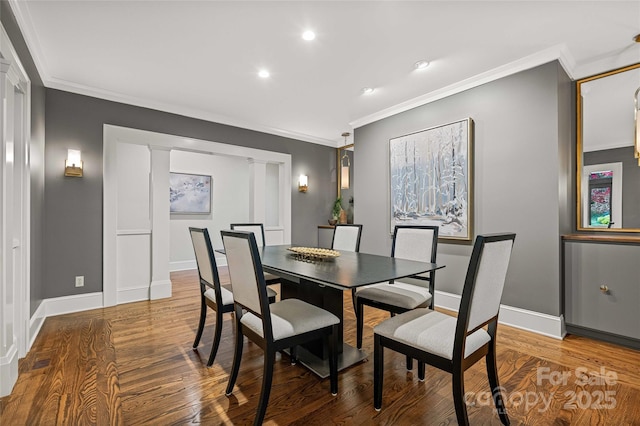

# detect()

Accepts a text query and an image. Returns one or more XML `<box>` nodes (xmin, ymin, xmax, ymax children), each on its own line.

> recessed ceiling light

<box><xmin>362</xmin><ymin>87</ymin><xmax>375</xmax><ymax>95</ymax></box>
<box><xmin>302</xmin><ymin>30</ymin><xmax>316</xmax><ymax>41</ymax></box>
<box><xmin>414</xmin><ymin>60</ymin><xmax>430</xmax><ymax>70</ymax></box>
<box><xmin>258</xmin><ymin>69</ymin><xmax>270</xmax><ymax>78</ymax></box>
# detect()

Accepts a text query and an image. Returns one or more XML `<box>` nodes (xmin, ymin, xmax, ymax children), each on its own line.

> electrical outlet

<box><xmin>75</xmin><ymin>276</ymin><xmax>84</xmax><ymax>287</ymax></box>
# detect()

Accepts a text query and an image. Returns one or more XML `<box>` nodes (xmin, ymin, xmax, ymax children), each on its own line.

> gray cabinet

<box><xmin>564</xmin><ymin>237</ymin><xmax>640</xmax><ymax>347</ymax></box>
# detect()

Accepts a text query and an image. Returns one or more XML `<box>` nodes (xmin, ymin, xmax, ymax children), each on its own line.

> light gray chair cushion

<box><xmin>205</xmin><ymin>286</ymin><xmax>275</xmax><ymax>308</ymax></box>
<box><xmin>240</xmin><ymin>299</ymin><xmax>339</xmax><ymax>341</ymax></box>
<box><xmin>263</xmin><ymin>272</ymin><xmax>280</xmax><ymax>282</ymax></box>
<box><xmin>204</xmin><ymin>286</ymin><xmax>234</xmax><ymax>307</ymax></box>
<box><xmin>355</xmin><ymin>281</ymin><xmax>432</xmax><ymax>310</ymax></box>
<box><xmin>374</xmin><ymin>308</ymin><xmax>490</xmax><ymax>360</ymax></box>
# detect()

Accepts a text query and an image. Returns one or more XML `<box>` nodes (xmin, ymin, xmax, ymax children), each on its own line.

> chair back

<box><xmin>331</xmin><ymin>224</ymin><xmax>363</xmax><ymax>252</ymax></box>
<box><xmin>230</xmin><ymin>223</ymin><xmax>266</xmax><ymax>247</ymax></box>
<box><xmin>189</xmin><ymin>227</ymin><xmax>222</xmax><ymax>301</ymax></box>
<box><xmin>221</xmin><ymin>230</ymin><xmax>270</xmax><ymax>317</ymax></box>
<box><xmin>391</xmin><ymin>225</ymin><xmax>438</xmax><ymax>281</ymax></box>
<box><xmin>457</xmin><ymin>233</ymin><xmax>516</xmax><ymax>337</ymax></box>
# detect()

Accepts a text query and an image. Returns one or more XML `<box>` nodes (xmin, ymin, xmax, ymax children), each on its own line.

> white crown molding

<box><xmin>47</xmin><ymin>76</ymin><xmax>338</xmax><ymax>147</ymax></box>
<box><xmin>351</xmin><ymin>44</ymin><xmax>577</xmax><ymax>130</ymax></box>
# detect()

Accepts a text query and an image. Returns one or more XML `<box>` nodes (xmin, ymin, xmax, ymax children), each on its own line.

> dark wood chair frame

<box><xmin>189</xmin><ymin>227</ymin><xmax>274</xmax><ymax>367</ymax></box>
<box><xmin>356</xmin><ymin>225</ymin><xmax>439</xmax><ymax>374</ymax></box>
<box><xmin>373</xmin><ymin>233</ymin><xmax>516</xmax><ymax>426</ymax></box>
<box><xmin>221</xmin><ymin>230</ymin><xmax>339</xmax><ymax>426</ymax></box>
<box><xmin>230</xmin><ymin>222</ymin><xmax>280</xmax><ymax>285</ymax></box>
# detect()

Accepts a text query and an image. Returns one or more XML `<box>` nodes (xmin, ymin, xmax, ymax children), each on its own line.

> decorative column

<box><xmin>248</xmin><ymin>159</ymin><xmax>267</xmax><ymax>224</ymax></box>
<box><xmin>149</xmin><ymin>146</ymin><xmax>172</xmax><ymax>299</ymax></box>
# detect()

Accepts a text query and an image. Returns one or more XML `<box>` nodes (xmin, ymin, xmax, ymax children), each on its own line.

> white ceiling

<box><xmin>9</xmin><ymin>1</ymin><xmax>640</xmax><ymax>147</ymax></box>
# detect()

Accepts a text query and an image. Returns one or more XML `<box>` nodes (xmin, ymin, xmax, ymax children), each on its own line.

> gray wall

<box><xmin>354</xmin><ymin>61</ymin><xmax>572</xmax><ymax>316</ymax></box>
<box><xmin>584</xmin><ymin>146</ymin><xmax>640</xmax><ymax>229</ymax></box>
<box><xmin>44</xmin><ymin>89</ymin><xmax>336</xmax><ymax>299</ymax></box>
<box><xmin>1</xmin><ymin>2</ymin><xmax>46</xmax><ymax>316</ymax></box>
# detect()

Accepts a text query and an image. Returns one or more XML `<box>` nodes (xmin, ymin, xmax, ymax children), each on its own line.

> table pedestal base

<box><xmin>285</xmin><ymin>344</ymin><xmax>367</xmax><ymax>379</ymax></box>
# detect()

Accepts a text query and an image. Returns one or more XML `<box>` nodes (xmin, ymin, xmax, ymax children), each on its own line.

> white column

<box><xmin>0</xmin><ymin>59</ymin><xmax>18</xmax><ymax>397</ymax></box>
<box><xmin>248</xmin><ymin>159</ymin><xmax>267</xmax><ymax>224</ymax></box>
<box><xmin>149</xmin><ymin>146</ymin><xmax>172</xmax><ymax>299</ymax></box>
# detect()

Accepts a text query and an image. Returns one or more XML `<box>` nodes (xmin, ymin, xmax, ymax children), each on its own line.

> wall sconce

<box><xmin>65</xmin><ymin>149</ymin><xmax>83</xmax><ymax>177</ymax></box>
<box><xmin>635</xmin><ymin>87</ymin><xmax>640</xmax><ymax>166</ymax></box>
<box><xmin>340</xmin><ymin>132</ymin><xmax>350</xmax><ymax>189</ymax></box>
<box><xmin>298</xmin><ymin>174</ymin><xmax>308</xmax><ymax>192</ymax></box>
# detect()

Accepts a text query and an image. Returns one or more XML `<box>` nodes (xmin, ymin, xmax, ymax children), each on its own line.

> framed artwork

<box><xmin>170</xmin><ymin>172</ymin><xmax>212</xmax><ymax>214</ymax></box>
<box><xmin>389</xmin><ymin>118</ymin><xmax>473</xmax><ymax>241</ymax></box>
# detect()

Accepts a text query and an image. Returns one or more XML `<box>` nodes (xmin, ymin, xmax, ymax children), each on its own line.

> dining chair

<box><xmin>188</xmin><ymin>227</ymin><xmax>275</xmax><ymax>367</ymax></box>
<box><xmin>373</xmin><ymin>233</ymin><xmax>516</xmax><ymax>426</ymax></box>
<box><xmin>331</xmin><ymin>224</ymin><xmax>363</xmax><ymax>252</ymax></box>
<box><xmin>355</xmin><ymin>225</ymin><xmax>439</xmax><ymax>365</ymax></box>
<box><xmin>221</xmin><ymin>230</ymin><xmax>340</xmax><ymax>426</ymax></box>
<box><xmin>230</xmin><ymin>223</ymin><xmax>280</xmax><ymax>286</ymax></box>
<box><xmin>330</xmin><ymin>224</ymin><xmax>364</xmax><ymax>316</ymax></box>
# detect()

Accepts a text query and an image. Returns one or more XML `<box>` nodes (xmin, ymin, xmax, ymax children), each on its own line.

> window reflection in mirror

<box><xmin>577</xmin><ymin>63</ymin><xmax>640</xmax><ymax>232</ymax></box>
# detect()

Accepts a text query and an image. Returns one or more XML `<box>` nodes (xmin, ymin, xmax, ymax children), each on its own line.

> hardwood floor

<box><xmin>2</xmin><ymin>269</ymin><xmax>640</xmax><ymax>425</ymax></box>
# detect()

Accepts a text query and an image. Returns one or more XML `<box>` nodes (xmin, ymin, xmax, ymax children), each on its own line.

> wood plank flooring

<box><xmin>2</xmin><ymin>268</ymin><xmax>640</xmax><ymax>425</ymax></box>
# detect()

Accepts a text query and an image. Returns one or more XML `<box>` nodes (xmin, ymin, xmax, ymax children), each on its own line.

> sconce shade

<box><xmin>298</xmin><ymin>174</ymin><xmax>308</xmax><ymax>192</ymax></box>
<box><xmin>65</xmin><ymin>149</ymin><xmax>83</xmax><ymax>177</ymax></box>
<box><xmin>341</xmin><ymin>165</ymin><xmax>350</xmax><ymax>189</ymax></box>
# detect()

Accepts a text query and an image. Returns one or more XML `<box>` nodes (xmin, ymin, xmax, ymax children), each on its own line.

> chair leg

<box><xmin>487</xmin><ymin>347</ymin><xmax>510</xmax><ymax>425</ymax></box>
<box><xmin>406</xmin><ymin>355</ymin><xmax>413</xmax><ymax>371</ymax></box>
<box><xmin>418</xmin><ymin>361</ymin><xmax>425</xmax><ymax>381</ymax></box>
<box><xmin>254</xmin><ymin>349</ymin><xmax>276</xmax><ymax>426</ymax></box>
<box><xmin>206</xmin><ymin>310</ymin><xmax>224</xmax><ymax>367</ymax></box>
<box><xmin>225</xmin><ymin>321</ymin><xmax>244</xmax><ymax>396</ymax></box>
<box><xmin>373</xmin><ymin>334</ymin><xmax>384</xmax><ymax>411</ymax></box>
<box><xmin>351</xmin><ymin>288</ymin><xmax>358</xmax><ymax>316</ymax></box>
<box><xmin>452</xmin><ymin>368</ymin><xmax>469</xmax><ymax>426</ymax></box>
<box><xmin>356</xmin><ymin>300</ymin><xmax>364</xmax><ymax>349</ymax></box>
<box><xmin>328</xmin><ymin>325</ymin><xmax>339</xmax><ymax>395</ymax></box>
<box><xmin>193</xmin><ymin>297</ymin><xmax>207</xmax><ymax>349</ymax></box>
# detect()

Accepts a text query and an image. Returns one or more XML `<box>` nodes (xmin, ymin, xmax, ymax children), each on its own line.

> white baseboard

<box><xmin>150</xmin><ymin>279</ymin><xmax>172</xmax><ymax>300</ymax></box>
<box><xmin>170</xmin><ymin>260</ymin><xmax>196</xmax><ymax>272</ymax></box>
<box><xmin>434</xmin><ymin>290</ymin><xmax>566</xmax><ymax>340</ymax></box>
<box><xmin>170</xmin><ymin>257</ymin><xmax>227</xmax><ymax>272</ymax></box>
<box><xmin>0</xmin><ymin>339</ymin><xmax>18</xmax><ymax>397</ymax></box>
<box><xmin>117</xmin><ymin>287</ymin><xmax>151</xmax><ymax>305</ymax></box>
<box><xmin>44</xmin><ymin>292</ymin><xmax>104</xmax><ymax>317</ymax></box>
<box><xmin>29</xmin><ymin>300</ymin><xmax>47</xmax><ymax>349</ymax></box>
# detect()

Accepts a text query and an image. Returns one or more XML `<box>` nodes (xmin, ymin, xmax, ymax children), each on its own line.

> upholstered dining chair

<box><xmin>331</xmin><ymin>224</ymin><xmax>363</xmax><ymax>252</ymax></box>
<box><xmin>330</xmin><ymin>224</ymin><xmax>364</xmax><ymax>315</ymax></box>
<box><xmin>188</xmin><ymin>227</ymin><xmax>275</xmax><ymax>367</ymax></box>
<box><xmin>373</xmin><ymin>233</ymin><xmax>516</xmax><ymax>426</ymax></box>
<box><xmin>355</xmin><ymin>225</ymin><xmax>439</xmax><ymax>361</ymax></box>
<box><xmin>230</xmin><ymin>223</ymin><xmax>280</xmax><ymax>286</ymax></box>
<box><xmin>221</xmin><ymin>229</ymin><xmax>340</xmax><ymax>426</ymax></box>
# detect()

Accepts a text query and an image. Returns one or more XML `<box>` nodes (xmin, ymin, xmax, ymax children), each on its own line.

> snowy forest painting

<box><xmin>170</xmin><ymin>173</ymin><xmax>211</xmax><ymax>214</ymax></box>
<box><xmin>389</xmin><ymin>118</ymin><xmax>473</xmax><ymax>240</ymax></box>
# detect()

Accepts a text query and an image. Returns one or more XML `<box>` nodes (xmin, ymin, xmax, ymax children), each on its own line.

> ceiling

<box><xmin>9</xmin><ymin>1</ymin><xmax>640</xmax><ymax>147</ymax></box>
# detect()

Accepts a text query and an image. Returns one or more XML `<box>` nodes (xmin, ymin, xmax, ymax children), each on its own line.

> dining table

<box><xmin>253</xmin><ymin>244</ymin><xmax>444</xmax><ymax>378</ymax></box>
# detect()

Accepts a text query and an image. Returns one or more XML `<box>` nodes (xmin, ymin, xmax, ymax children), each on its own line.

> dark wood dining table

<box><xmin>256</xmin><ymin>245</ymin><xmax>444</xmax><ymax>378</ymax></box>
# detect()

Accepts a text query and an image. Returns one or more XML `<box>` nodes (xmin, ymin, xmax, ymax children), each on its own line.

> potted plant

<box><xmin>329</xmin><ymin>197</ymin><xmax>342</xmax><ymax>225</ymax></box>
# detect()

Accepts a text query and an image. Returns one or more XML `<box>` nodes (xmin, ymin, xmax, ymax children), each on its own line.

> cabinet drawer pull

<box><xmin>599</xmin><ymin>285</ymin><xmax>609</xmax><ymax>294</ymax></box>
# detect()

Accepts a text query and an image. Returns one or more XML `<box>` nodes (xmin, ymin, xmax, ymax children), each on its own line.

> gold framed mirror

<box><xmin>576</xmin><ymin>62</ymin><xmax>640</xmax><ymax>232</ymax></box>
<box><xmin>337</xmin><ymin>143</ymin><xmax>354</xmax><ymax>222</ymax></box>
